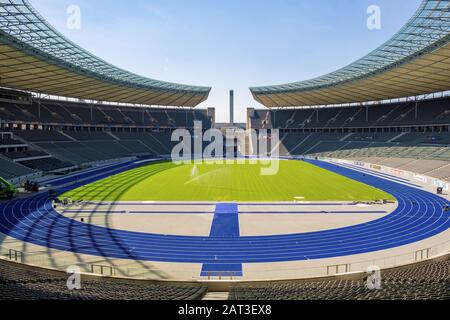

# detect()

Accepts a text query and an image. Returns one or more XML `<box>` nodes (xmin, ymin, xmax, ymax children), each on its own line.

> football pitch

<box><xmin>61</xmin><ymin>160</ymin><xmax>394</xmax><ymax>202</ymax></box>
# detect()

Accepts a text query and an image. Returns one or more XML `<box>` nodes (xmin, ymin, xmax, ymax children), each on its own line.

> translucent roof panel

<box><xmin>250</xmin><ymin>0</ymin><xmax>450</xmax><ymax>107</ymax></box>
<box><xmin>0</xmin><ymin>0</ymin><xmax>211</xmax><ymax>106</ymax></box>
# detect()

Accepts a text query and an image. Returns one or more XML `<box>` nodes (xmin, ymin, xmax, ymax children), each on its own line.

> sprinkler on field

<box><xmin>191</xmin><ymin>165</ymin><xmax>199</xmax><ymax>179</ymax></box>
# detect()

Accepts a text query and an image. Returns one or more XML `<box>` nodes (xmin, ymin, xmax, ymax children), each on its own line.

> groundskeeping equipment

<box><xmin>0</xmin><ymin>176</ymin><xmax>17</xmax><ymax>199</ymax></box>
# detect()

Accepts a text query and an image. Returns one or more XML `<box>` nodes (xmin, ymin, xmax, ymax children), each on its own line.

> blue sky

<box><xmin>30</xmin><ymin>0</ymin><xmax>422</xmax><ymax>122</ymax></box>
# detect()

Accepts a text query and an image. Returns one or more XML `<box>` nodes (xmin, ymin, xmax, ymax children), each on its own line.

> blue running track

<box><xmin>0</xmin><ymin>159</ymin><xmax>449</xmax><ymax>269</ymax></box>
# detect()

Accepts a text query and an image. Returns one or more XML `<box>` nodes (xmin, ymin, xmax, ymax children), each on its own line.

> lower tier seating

<box><xmin>230</xmin><ymin>259</ymin><xmax>450</xmax><ymax>300</ymax></box>
<box><xmin>0</xmin><ymin>158</ymin><xmax>36</xmax><ymax>180</ymax></box>
<box><xmin>280</xmin><ymin>132</ymin><xmax>450</xmax><ymax>181</ymax></box>
<box><xmin>20</xmin><ymin>158</ymin><xmax>74</xmax><ymax>172</ymax></box>
<box><xmin>0</xmin><ymin>259</ymin><xmax>207</xmax><ymax>300</ymax></box>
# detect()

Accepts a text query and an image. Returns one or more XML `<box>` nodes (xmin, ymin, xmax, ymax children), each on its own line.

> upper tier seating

<box><xmin>65</xmin><ymin>131</ymin><xmax>114</xmax><ymax>141</ymax></box>
<box><xmin>349</xmin><ymin>133</ymin><xmax>399</xmax><ymax>142</ymax></box>
<box><xmin>2</xmin><ymin>150</ymin><xmax>48</xmax><ymax>160</ymax></box>
<box><xmin>263</xmin><ymin>97</ymin><xmax>449</xmax><ymax>130</ymax></box>
<box><xmin>13</xmin><ymin>130</ymin><xmax>72</xmax><ymax>143</ymax></box>
<box><xmin>0</xmin><ymin>100</ymin><xmax>212</xmax><ymax>129</ymax></box>
<box><xmin>0</xmin><ymin>137</ymin><xmax>25</xmax><ymax>146</ymax></box>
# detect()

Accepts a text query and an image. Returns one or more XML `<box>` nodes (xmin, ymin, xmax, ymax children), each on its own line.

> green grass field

<box><xmin>60</xmin><ymin>160</ymin><xmax>394</xmax><ymax>202</ymax></box>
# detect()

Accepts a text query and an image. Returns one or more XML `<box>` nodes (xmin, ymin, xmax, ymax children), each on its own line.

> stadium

<box><xmin>0</xmin><ymin>0</ymin><xmax>449</xmax><ymax>302</ymax></box>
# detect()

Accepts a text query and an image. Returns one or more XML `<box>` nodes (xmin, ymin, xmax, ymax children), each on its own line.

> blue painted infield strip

<box><xmin>209</xmin><ymin>203</ymin><xmax>240</xmax><ymax>238</ymax></box>
<box><xmin>202</xmin><ymin>203</ymin><xmax>243</xmax><ymax>277</ymax></box>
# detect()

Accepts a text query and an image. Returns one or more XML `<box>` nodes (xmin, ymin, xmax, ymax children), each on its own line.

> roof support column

<box><xmin>366</xmin><ymin>106</ymin><xmax>369</xmax><ymax>123</ymax></box>
<box><xmin>415</xmin><ymin>101</ymin><xmax>418</xmax><ymax>121</ymax></box>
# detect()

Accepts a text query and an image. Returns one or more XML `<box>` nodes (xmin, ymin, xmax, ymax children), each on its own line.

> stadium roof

<box><xmin>250</xmin><ymin>0</ymin><xmax>450</xmax><ymax>108</ymax></box>
<box><xmin>0</xmin><ymin>0</ymin><xmax>211</xmax><ymax>107</ymax></box>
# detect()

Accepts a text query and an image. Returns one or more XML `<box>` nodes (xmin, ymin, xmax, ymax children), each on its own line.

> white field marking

<box><xmin>294</xmin><ymin>196</ymin><xmax>305</xmax><ymax>200</ymax></box>
<box><xmin>356</xmin><ymin>204</ymin><xmax>372</xmax><ymax>208</ymax></box>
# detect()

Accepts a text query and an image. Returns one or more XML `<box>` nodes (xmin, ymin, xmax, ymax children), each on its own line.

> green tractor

<box><xmin>0</xmin><ymin>176</ymin><xmax>17</xmax><ymax>200</ymax></box>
